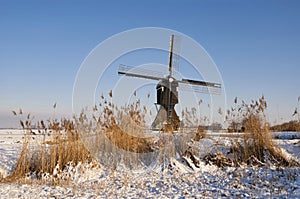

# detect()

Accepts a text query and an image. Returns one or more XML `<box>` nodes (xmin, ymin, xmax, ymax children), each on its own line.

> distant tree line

<box><xmin>270</xmin><ymin>120</ymin><xmax>300</xmax><ymax>132</ymax></box>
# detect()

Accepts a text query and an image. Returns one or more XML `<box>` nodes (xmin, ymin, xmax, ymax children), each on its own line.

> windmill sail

<box><xmin>172</xmin><ymin>35</ymin><xmax>181</xmax><ymax>73</ymax></box>
<box><xmin>118</xmin><ymin>64</ymin><xmax>164</xmax><ymax>81</ymax></box>
<box><xmin>178</xmin><ymin>83</ymin><xmax>221</xmax><ymax>95</ymax></box>
<box><xmin>179</xmin><ymin>78</ymin><xmax>221</xmax><ymax>88</ymax></box>
<box><xmin>168</xmin><ymin>35</ymin><xmax>174</xmax><ymax>76</ymax></box>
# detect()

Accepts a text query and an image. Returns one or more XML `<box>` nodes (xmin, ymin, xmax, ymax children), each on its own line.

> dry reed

<box><xmin>228</xmin><ymin>96</ymin><xmax>298</xmax><ymax>166</ymax></box>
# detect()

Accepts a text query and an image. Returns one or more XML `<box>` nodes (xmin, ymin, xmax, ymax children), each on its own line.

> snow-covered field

<box><xmin>0</xmin><ymin>129</ymin><xmax>299</xmax><ymax>198</ymax></box>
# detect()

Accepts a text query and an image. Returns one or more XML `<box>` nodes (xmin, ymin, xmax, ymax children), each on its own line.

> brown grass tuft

<box><xmin>193</xmin><ymin>126</ymin><xmax>207</xmax><ymax>141</ymax></box>
<box><xmin>4</xmin><ymin>117</ymin><xmax>92</xmax><ymax>183</ymax></box>
<box><xmin>228</xmin><ymin>96</ymin><xmax>298</xmax><ymax>167</ymax></box>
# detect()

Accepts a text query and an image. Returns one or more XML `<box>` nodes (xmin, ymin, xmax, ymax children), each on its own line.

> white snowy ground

<box><xmin>0</xmin><ymin>129</ymin><xmax>299</xmax><ymax>198</ymax></box>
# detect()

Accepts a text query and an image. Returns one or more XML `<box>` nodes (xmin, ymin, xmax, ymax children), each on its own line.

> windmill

<box><xmin>118</xmin><ymin>35</ymin><xmax>221</xmax><ymax>132</ymax></box>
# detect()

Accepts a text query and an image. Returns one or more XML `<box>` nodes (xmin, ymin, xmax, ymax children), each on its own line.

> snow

<box><xmin>0</xmin><ymin>130</ymin><xmax>299</xmax><ymax>198</ymax></box>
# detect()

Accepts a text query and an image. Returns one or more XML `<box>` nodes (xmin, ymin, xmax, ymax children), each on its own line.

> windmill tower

<box><xmin>118</xmin><ymin>35</ymin><xmax>221</xmax><ymax>132</ymax></box>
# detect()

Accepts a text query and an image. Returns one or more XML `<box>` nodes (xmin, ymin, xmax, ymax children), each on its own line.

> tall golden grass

<box><xmin>5</xmin><ymin>112</ymin><xmax>92</xmax><ymax>182</ymax></box>
<box><xmin>227</xmin><ymin>96</ymin><xmax>298</xmax><ymax>166</ymax></box>
<box><xmin>4</xmin><ymin>93</ymin><xmax>159</xmax><ymax>182</ymax></box>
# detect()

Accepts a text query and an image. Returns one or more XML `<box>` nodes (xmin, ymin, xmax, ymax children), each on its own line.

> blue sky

<box><xmin>1</xmin><ymin>0</ymin><xmax>300</xmax><ymax>127</ymax></box>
